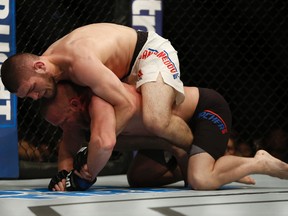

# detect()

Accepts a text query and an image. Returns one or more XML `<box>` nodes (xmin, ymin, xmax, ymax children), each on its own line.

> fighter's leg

<box><xmin>187</xmin><ymin>149</ymin><xmax>288</xmax><ymax>190</ymax></box>
<box><xmin>140</xmin><ymin>75</ymin><xmax>193</xmax><ymax>151</ymax></box>
<box><xmin>185</xmin><ymin>87</ymin><xmax>254</xmax><ymax>189</ymax></box>
<box><xmin>187</xmin><ymin>152</ymin><xmax>255</xmax><ymax>190</ymax></box>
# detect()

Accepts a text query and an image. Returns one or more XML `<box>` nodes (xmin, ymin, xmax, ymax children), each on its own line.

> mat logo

<box><xmin>0</xmin><ymin>187</ymin><xmax>185</xmax><ymax>199</ymax></box>
<box><xmin>132</xmin><ymin>0</ymin><xmax>162</xmax><ymax>35</ymax></box>
<box><xmin>0</xmin><ymin>0</ymin><xmax>17</xmax><ymax>127</ymax></box>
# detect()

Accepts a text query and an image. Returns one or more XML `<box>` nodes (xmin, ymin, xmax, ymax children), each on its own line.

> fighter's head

<box><xmin>41</xmin><ymin>81</ymin><xmax>91</xmax><ymax>129</ymax></box>
<box><xmin>1</xmin><ymin>53</ymin><xmax>56</xmax><ymax>100</ymax></box>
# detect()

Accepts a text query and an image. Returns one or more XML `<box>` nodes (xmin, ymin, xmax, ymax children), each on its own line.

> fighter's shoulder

<box><xmin>44</xmin><ymin>36</ymin><xmax>77</xmax><ymax>54</ymax></box>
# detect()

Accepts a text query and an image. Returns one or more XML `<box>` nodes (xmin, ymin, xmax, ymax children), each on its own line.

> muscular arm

<box><xmin>72</xmin><ymin>55</ymin><xmax>136</xmax><ymax>135</ymax></box>
<box><xmin>86</xmin><ymin>95</ymin><xmax>117</xmax><ymax>180</ymax></box>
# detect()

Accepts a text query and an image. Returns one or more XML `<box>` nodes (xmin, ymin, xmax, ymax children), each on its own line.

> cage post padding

<box><xmin>0</xmin><ymin>0</ymin><xmax>19</xmax><ymax>178</ymax></box>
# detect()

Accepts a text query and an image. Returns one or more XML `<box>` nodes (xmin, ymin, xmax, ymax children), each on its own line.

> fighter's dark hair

<box><xmin>1</xmin><ymin>53</ymin><xmax>39</xmax><ymax>93</ymax></box>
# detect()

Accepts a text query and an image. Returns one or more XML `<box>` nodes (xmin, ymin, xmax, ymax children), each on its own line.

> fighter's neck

<box><xmin>42</xmin><ymin>56</ymin><xmax>69</xmax><ymax>81</ymax></box>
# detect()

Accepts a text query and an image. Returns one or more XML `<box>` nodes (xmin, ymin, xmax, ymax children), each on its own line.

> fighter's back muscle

<box><xmin>43</xmin><ymin>23</ymin><xmax>137</xmax><ymax>77</ymax></box>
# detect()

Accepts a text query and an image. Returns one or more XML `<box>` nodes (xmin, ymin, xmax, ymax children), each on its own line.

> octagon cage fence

<box><xmin>14</xmin><ymin>0</ymin><xmax>288</xmax><ymax>178</ymax></box>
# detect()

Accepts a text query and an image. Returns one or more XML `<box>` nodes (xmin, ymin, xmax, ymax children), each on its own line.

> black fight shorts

<box><xmin>188</xmin><ymin>88</ymin><xmax>232</xmax><ymax>160</ymax></box>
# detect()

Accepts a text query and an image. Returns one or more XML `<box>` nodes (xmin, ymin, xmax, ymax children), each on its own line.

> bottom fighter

<box><xmin>42</xmin><ymin>81</ymin><xmax>288</xmax><ymax>191</ymax></box>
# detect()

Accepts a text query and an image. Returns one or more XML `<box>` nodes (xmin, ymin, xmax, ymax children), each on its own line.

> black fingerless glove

<box><xmin>48</xmin><ymin>170</ymin><xmax>69</xmax><ymax>191</ymax></box>
<box><xmin>64</xmin><ymin>146</ymin><xmax>96</xmax><ymax>191</ymax></box>
<box><xmin>65</xmin><ymin>170</ymin><xmax>96</xmax><ymax>191</ymax></box>
<box><xmin>74</xmin><ymin>147</ymin><xmax>88</xmax><ymax>171</ymax></box>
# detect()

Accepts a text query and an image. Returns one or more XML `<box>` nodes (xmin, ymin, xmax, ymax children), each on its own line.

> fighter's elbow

<box><xmin>126</xmin><ymin>98</ymin><xmax>137</xmax><ymax>115</ymax></box>
<box><xmin>90</xmin><ymin>135</ymin><xmax>116</xmax><ymax>152</ymax></box>
<box><xmin>116</xmin><ymin>100</ymin><xmax>137</xmax><ymax>121</ymax></box>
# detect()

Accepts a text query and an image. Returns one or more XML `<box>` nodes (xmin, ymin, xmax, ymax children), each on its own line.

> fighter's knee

<box><xmin>187</xmin><ymin>173</ymin><xmax>206</xmax><ymax>190</ymax></box>
<box><xmin>188</xmin><ymin>173</ymin><xmax>220</xmax><ymax>190</ymax></box>
<box><xmin>143</xmin><ymin>115</ymin><xmax>170</xmax><ymax>135</ymax></box>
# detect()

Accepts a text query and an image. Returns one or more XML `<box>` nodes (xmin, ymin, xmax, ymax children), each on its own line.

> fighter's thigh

<box><xmin>140</xmin><ymin>74</ymin><xmax>175</xmax><ymax>116</ymax></box>
<box><xmin>189</xmin><ymin>88</ymin><xmax>231</xmax><ymax>159</ymax></box>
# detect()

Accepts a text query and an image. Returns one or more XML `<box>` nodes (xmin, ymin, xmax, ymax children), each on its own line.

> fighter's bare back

<box><xmin>43</xmin><ymin>23</ymin><xmax>137</xmax><ymax>79</ymax></box>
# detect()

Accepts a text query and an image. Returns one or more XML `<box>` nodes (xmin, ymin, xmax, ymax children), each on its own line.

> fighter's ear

<box><xmin>69</xmin><ymin>98</ymin><xmax>81</xmax><ymax>111</ymax></box>
<box><xmin>33</xmin><ymin>61</ymin><xmax>46</xmax><ymax>74</ymax></box>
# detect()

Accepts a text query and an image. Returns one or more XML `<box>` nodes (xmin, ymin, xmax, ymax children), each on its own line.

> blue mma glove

<box><xmin>48</xmin><ymin>170</ymin><xmax>69</xmax><ymax>191</ymax></box>
<box><xmin>65</xmin><ymin>170</ymin><xmax>96</xmax><ymax>191</ymax></box>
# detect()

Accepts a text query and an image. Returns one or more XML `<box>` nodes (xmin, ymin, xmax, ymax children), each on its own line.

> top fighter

<box><xmin>1</xmin><ymin>23</ymin><xmax>193</xmax><ymax>180</ymax></box>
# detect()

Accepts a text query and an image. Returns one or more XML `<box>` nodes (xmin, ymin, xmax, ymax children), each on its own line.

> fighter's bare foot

<box><xmin>255</xmin><ymin>150</ymin><xmax>288</xmax><ymax>179</ymax></box>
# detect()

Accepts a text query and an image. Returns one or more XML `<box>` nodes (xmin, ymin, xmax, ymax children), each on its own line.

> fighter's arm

<box><xmin>51</xmin><ymin>126</ymin><xmax>86</xmax><ymax>191</ymax></box>
<box><xmin>83</xmin><ymin>95</ymin><xmax>117</xmax><ymax>181</ymax></box>
<box><xmin>71</xmin><ymin>55</ymin><xmax>136</xmax><ymax>135</ymax></box>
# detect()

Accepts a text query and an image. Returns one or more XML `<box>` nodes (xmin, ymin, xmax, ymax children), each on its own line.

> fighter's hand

<box><xmin>63</xmin><ymin>146</ymin><xmax>96</xmax><ymax>191</ymax></box>
<box><xmin>73</xmin><ymin>146</ymin><xmax>93</xmax><ymax>181</ymax></box>
<box><xmin>48</xmin><ymin>170</ymin><xmax>69</xmax><ymax>191</ymax></box>
<box><xmin>65</xmin><ymin>169</ymin><xmax>96</xmax><ymax>191</ymax></box>
<box><xmin>74</xmin><ymin>164</ymin><xmax>93</xmax><ymax>181</ymax></box>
